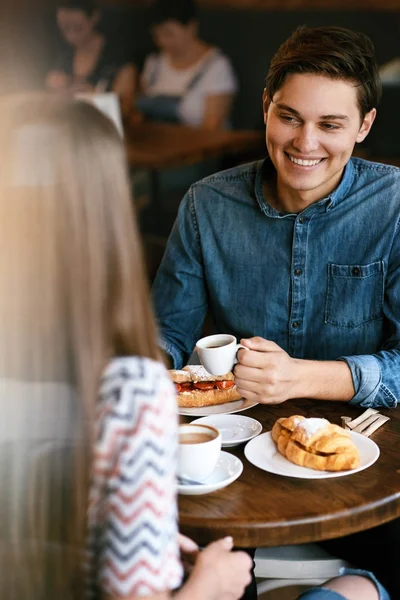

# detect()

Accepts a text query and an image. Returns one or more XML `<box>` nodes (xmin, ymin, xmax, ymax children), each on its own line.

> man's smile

<box><xmin>285</xmin><ymin>152</ymin><xmax>326</xmax><ymax>168</ymax></box>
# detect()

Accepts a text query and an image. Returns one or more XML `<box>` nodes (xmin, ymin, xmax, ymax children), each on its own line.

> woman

<box><xmin>0</xmin><ymin>93</ymin><xmax>252</xmax><ymax>599</ymax></box>
<box><xmin>136</xmin><ymin>0</ymin><xmax>237</xmax><ymax>129</ymax></box>
<box><xmin>46</xmin><ymin>0</ymin><xmax>135</xmax><ymax>115</ymax></box>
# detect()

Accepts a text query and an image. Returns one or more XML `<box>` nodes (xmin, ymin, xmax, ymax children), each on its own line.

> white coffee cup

<box><xmin>196</xmin><ymin>333</ymin><xmax>247</xmax><ymax>376</ymax></box>
<box><xmin>178</xmin><ymin>423</ymin><xmax>221</xmax><ymax>482</ymax></box>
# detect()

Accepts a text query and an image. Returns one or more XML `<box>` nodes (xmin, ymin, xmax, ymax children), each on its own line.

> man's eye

<box><xmin>280</xmin><ymin>115</ymin><xmax>298</xmax><ymax>124</ymax></box>
<box><xmin>321</xmin><ymin>123</ymin><xmax>341</xmax><ymax>131</ymax></box>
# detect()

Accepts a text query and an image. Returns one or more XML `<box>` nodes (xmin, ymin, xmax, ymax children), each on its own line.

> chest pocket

<box><xmin>325</xmin><ymin>261</ymin><xmax>384</xmax><ymax>328</ymax></box>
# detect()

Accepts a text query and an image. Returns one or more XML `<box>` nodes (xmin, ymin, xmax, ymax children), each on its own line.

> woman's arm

<box><xmin>202</xmin><ymin>93</ymin><xmax>234</xmax><ymax>130</ymax></box>
<box><xmin>105</xmin><ymin>536</ymin><xmax>252</xmax><ymax>600</ymax></box>
<box><xmin>112</xmin><ymin>64</ymin><xmax>137</xmax><ymax>116</ymax></box>
<box><xmin>88</xmin><ymin>358</ymin><xmax>183</xmax><ymax>599</ymax></box>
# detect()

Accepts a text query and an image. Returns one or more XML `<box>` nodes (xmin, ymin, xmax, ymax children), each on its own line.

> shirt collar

<box><xmin>255</xmin><ymin>156</ymin><xmax>356</xmax><ymax>216</ymax></box>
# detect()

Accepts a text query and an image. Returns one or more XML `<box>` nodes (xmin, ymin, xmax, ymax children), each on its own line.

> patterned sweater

<box><xmin>87</xmin><ymin>357</ymin><xmax>183</xmax><ymax>597</ymax></box>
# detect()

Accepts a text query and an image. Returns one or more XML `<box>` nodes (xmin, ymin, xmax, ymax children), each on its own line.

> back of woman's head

<box><xmin>0</xmin><ymin>93</ymin><xmax>159</xmax><ymax>598</ymax></box>
<box><xmin>0</xmin><ymin>93</ymin><xmax>158</xmax><ymax>377</ymax></box>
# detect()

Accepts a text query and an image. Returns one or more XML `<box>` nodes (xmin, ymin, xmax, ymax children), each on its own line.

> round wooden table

<box><xmin>178</xmin><ymin>399</ymin><xmax>400</xmax><ymax>548</ymax></box>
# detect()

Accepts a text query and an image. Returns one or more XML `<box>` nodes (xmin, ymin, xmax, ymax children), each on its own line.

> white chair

<box><xmin>255</xmin><ymin>543</ymin><xmax>351</xmax><ymax>595</ymax></box>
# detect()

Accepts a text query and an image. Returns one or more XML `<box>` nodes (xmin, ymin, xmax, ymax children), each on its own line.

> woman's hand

<box><xmin>178</xmin><ymin>533</ymin><xmax>199</xmax><ymax>573</ymax></box>
<box><xmin>45</xmin><ymin>70</ymin><xmax>71</xmax><ymax>91</ymax></box>
<box><xmin>179</xmin><ymin>536</ymin><xmax>252</xmax><ymax>600</ymax></box>
<box><xmin>70</xmin><ymin>79</ymin><xmax>95</xmax><ymax>93</ymax></box>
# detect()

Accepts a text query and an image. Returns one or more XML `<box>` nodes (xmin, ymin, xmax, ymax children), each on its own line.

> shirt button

<box><xmin>292</xmin><ymin>321</ymin><xmax>300</xmax><ymax>329</ymax></box>
<box><xmin>294</xmin><ymin>268</ymin><xmax>303</xmax><ymax>276</ymax></box>
<box><xmin>298</xmin><ymin>217</ymin><xmax>305</xmax><ymax>224</ymax></box>
<box><xmin>352</xmin><ymin>267</ymin><xmax>360</xmax><ymax>276</ymax></box>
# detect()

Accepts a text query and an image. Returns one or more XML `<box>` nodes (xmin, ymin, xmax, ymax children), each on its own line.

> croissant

<box><xmin>271</xmin><ymin>415</ymin><xmax>305</xmax><ymax>456</ymax></box>
<box><xmin>273</xmin><ymin>416</ymin><xmax>360</xmax><ymax>472</ymax></box>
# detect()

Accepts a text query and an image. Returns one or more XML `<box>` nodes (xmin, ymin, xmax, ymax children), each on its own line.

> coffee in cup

<box><xmin>178</xmin><ymin>423</ymin><xmax>221</xmax><ymax>482</ymax></box>
<box><xmin>195</xmin><ymin>334</ymin><xmax>247</xmax><ymax>376</ymax></box>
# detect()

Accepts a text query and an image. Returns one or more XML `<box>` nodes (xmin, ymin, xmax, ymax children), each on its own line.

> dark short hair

<box><xmin>265</xmin><ymin>26</ymin><xmax>382</xmax><ymax>118</ymax></box>
<box><xmin>150</xmin><ymin>0</ymin><xmax>198</xmax><ymax>27</ymax></box>
<box><xmin>57</xmin><ymin>0</ymin><xmax>97</xmax><ymax>17</ymax></box>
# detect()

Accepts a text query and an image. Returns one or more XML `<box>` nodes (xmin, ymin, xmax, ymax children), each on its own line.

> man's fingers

<box><xmin>237</xmin><ymin>343</ymin><xmax>282</xmax><ymax>369</ymax></box>
<box><xmin>235</xmin><ymin>363</ymin><xmax>265</xmax><ymax>381</ymax></box>
<box><xmin>235</xmin><ymin>386</ymin><xmax>259</xmax><ymax>403</ymax></box>
<box><xmin>234</xmin><ymin>375</ymin><xmax>261</xmax><ymax>393</ymax></box>
<box><xmin>240</xmin><ymin>337</ymin><xmax>281</xmax><ymax>352</ymax></box>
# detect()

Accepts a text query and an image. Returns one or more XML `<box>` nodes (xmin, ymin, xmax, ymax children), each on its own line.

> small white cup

<box><xmin>196</xmin><ymin>333</ymin><xmax>247</xmax><ymax>376</ymax></box>
<box><xmin>178</xmin><ymin>423</ymin><xmax>221</xmax><ymax>482</ymax></box>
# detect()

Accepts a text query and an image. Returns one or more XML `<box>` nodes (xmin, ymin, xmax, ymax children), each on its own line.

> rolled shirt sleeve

<box><xmin>339</xmin><ymin>353</ymin><xmax>398</xmax><ymax>408</ymax></box>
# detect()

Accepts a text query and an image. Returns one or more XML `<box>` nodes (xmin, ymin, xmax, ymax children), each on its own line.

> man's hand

<box><xmin>234</xmin><ymin>336</ymin><xmax>355</xmax><ymax>404</ymax></box>
<box><xmin>234</xmin><ymin>337</ymin><xmax>298</xmax><ymax>404</ymax></box>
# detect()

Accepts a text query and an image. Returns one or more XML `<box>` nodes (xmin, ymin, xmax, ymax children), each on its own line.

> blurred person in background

<box><xmin>45</xmin><ymin>0</ymin><xmax>135</xmax><ymax>115</ymax></box>
<box><xmin>135</xmin><ymin>0</ymin><xmax>237</xmax><ymax>129</ymax></box>
<box><xmin>0</xmin><ymin>93</ymin><xmax>253</xmax><ymax>599</ymax></box>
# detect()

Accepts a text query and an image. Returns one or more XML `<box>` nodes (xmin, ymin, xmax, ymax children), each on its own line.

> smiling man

<box><xmin>263</xmin><ymin>74</ymin><xmax>375</xmax><ymax>213</ymax></box>
<box><xmin>152</xmin><ymin>27</ymin><xmax>400</xmax><ymax>598</ymax></box>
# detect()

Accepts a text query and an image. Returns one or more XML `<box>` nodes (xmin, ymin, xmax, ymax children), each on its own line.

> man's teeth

<box><xmin>289</xmin><ymin>155</ymin><xmax>322</xmax><ymax>166</ymax></box>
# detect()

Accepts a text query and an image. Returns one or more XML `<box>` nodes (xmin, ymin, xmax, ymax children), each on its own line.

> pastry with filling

<box><xmin>271</xmin><ymin>415</ymin><xmax>306</xmax><ymax>456</ymax></box>
<box><xmin>169</xmin><ymin>365</ymin><xmax>241</xmax><ymax>408</ymax></box>
<box><xmin>285</xmin><ymin>418</ymin><xmax>360</xmax><ymax>471</ymax></box>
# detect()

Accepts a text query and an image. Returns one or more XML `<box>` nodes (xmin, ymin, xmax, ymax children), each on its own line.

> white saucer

<box><xmin>178</xmin><ymin>397</ymin><xmax>258</xmax><ymax>417</ymax></box>
<box><xmin>192</xmin><ymin>414</ymin><xmax>262</xmax><ymax>447</ymax></box>
<box><xmin>244</xmin><ymin>431</ymin><xmax>380</xmax><ymax>480</ymax></box>
<box><xmin>178</xmin><ymin>451</ymin><xmax>243</xmax><ymax>495</ymax></box>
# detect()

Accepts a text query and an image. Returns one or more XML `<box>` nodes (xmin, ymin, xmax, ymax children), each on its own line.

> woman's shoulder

<box><xmin>97</xmin><ymin>357</ymin><xmax>176</xmax><ymax>444</ymax></box>
<box><xmin>199</xmin><ymin>47</ymin><xmax>236</xmax><ymax>81</ymax></box>
<box><xmin>99</xmin><ymin>356</ymin><xmax>173</xmax><ymax>410</ymax></box>
<box><xmin>206</xmin><ymin>46</ymin><xmax>233</xmax><ymax>66</ymax></box>
<box><xmin>102</xmin><ymin>356</ymin><xmax>169</xmax><ymax>388</ymax></box>
<box><xmin>193</xmin><ymin>47</ymin><xmax>238</xmax><ymax>92</ymax></box>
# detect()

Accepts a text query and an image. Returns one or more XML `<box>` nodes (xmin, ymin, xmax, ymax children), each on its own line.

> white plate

<box><xmin>178</xmin><ymin>451</ymin><xmax>243</xmax><ymax>495</ymax></box>
<box><xmin>192</xmin><ymin>414</ymin><xmax>262</xmax><ymax>447</ymax></box>
<box><xmin>244</xmin><ymin>431</ymin><xmax>380</xmax><ymax>479</ymax></box>
<box><xmin>178</xmin><ymin>398</ymin><xmax>258</xmax><ymax>417</ymax></box>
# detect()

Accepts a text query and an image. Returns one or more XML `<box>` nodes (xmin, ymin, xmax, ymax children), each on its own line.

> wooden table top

<box><xmin>178</xmin><ymin>399</ymin><xmax>400</xmax><ymax>548</ymax></box>
<box><xmin>124</xmin><ymin>120</ymin><xmax>265</xmax><ymax>170</ymax></box>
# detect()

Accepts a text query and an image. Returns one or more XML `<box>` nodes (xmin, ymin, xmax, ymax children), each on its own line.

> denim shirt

<box><xmin>152</xmin><ymin>157</ymin><xmax>400</xmax><ymax>408</ymax></box>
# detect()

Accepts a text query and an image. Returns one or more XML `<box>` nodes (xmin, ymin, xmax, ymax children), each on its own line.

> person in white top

<box><xmin>136</xmin><ymin>0</ymin><xmax>237</xmax><ymax>129</ymax></box>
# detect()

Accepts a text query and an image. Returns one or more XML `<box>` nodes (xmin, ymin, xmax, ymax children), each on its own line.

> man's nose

<box><xmin>292</xmin><ymin>125</ymin><xmax>319</xmax><ymax>154</ymax></box>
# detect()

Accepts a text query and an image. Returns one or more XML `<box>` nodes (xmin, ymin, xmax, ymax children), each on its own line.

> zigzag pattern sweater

<box><xmin>87</xmin><ymin>357</ymin><xmax>183</xmax><ymax>597</ymax></box>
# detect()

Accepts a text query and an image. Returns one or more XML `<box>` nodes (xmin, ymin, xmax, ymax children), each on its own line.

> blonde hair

<box><xmin>0</xmin><ymin>93</ymin><xmax>160</xmax><ymax>598</ymax></box>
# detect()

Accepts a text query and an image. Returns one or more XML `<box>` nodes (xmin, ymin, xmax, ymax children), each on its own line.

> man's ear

<box><xmin>356</xmin><ymin>108</ymin><xmax>377</xmax><ymax>143</ymax></box>
<box><xmin>262</xmin><ymin>89</ymin><xmax>271</xmax><ymax>126</ymax></box>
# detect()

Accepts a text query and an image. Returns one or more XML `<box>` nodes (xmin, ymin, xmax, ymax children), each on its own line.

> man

<box><xmin>152</xmin><ymin>26</ymin><xmax>399</xmax><ymax>598</ymax></box>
